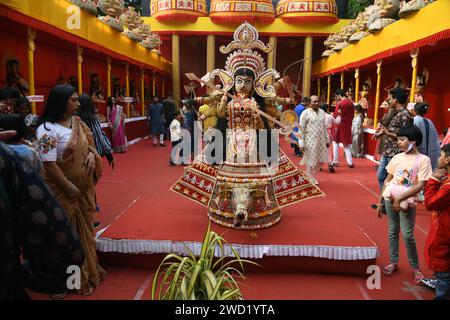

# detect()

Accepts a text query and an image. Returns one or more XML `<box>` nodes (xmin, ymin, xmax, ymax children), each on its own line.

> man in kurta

<box><xmin>147</xmin><ymin>96</ymin><xmax>166</xmax><ymax>146</ymax></box>
<box><xmin>299</xmin><ymin>96</ymin><xmax>329</xmax><ymax>185</ymax></box>
<box><xmin>332</xmin><ymin>89</ymin><xmax>355</xmax><ymax>168</ymax></box>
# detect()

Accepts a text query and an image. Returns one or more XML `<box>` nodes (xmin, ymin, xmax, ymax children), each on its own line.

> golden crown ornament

<box><xmin>209</xmin><ymin>22</ymin><xmax>279</xmax><ymax>98</ymax></box>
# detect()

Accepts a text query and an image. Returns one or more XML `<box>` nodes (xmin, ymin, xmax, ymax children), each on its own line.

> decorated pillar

<box><xmin>162</xmin><ymin>76</ymin><xmax>165</xmax><ymax>98</ymax></box>
<box><xmin>206</xmin><ymin>34</ymin><xmax>215</xmax><ymax>73</ymax></box>
<box><xmin>374</xmin><ymin>60</ymin><xmax>382</xmax><ymax>129</ymax></box>
<box><xmin>302</xmin><ymin>36</ymin><xmax>313</xmax><ymax>97</ymax></box>
<box><xmin>77</xmin><ymin>46</ymin><xmax>83</xmax><ymax>94</ymax></box>
<box><xmin>152</xmin><ymin>71</ymin><xmax>156</xmax><ymax>96</ymax></box>
<box><xmin>125</xmin><ymin>62</ymin><xmax>130</xmax><ymax>117</ymax></box>
<box><xmin>267</xmin><ymin>36</ymin><xmax>277</xmax><ymax>71</ymax></box>
<box><xmin>354</xmin><ymin>68</ymin><xmax>360</xmax><ymax>103</ymax></box>
<box><xmin>327</xmin><ymin>75</ymin><xmax>331</xmax><ymax>106</ymax></box>
<box><xmin>410</xmin><ymin>49</ymin><xmax>419</xmax><ymax>103</ymax></box>
<box><xmin>172</xmin><ymin>34</ymin><xmax>181</xmax><ymax>103</ymax></box>
<box><xmin>317</xmin><ymin>78</ymin><xmax>321</xmax><ymax>97</ymax></box>
<box><xmin>141</xmin><ymin>68</ymin><xmax>145</xmax><ymax>116</ymax></box>
<box><xmin>340</xmin><ymin>71</ymin><xmax>344</xmax><ymax>90</ymax></box>
<box><xmin>27</xmin><ymin>27</ymin><xmax>37</xmax><ymax>114</ymax></box>
<box><xmin>107</xmin><ymin>56</ymin><xmax>112</xmax><ymax>98</ymax></box>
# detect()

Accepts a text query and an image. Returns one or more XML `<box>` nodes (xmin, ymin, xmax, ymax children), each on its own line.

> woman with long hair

<box><xmin>106</xmin><ymin>96</ymin><xmax>127</xmax><ymax>153</ymax></box>
<box><xmin>78</xmin><ymin>94</ymin><xmax>115</xmax><ymax>168</ymax></box>
<box><xmin>36</xmin><ymin>85</ymin><xmax>105</xmax><ymax>296</ymax></box>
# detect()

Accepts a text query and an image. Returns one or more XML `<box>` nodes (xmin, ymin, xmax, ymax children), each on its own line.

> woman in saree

<box><xmin>106</xmin><ymin>96</ymin><xmax>127</xmax><ymax>153</ymax></box>
<box><xmin>36</xmin><ymin>85</ymin><xmax>105</xmax><ymax>296</ymax></box>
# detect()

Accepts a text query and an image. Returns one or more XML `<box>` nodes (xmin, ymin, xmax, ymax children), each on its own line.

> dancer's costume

<box><xmin>171</xmin><ymin>23</ymin><xmax>325</xmax><ymax>230</ymax></box>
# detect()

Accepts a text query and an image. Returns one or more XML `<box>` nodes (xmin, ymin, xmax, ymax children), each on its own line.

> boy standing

<box><xmin>169</xmin><ymin>111</ymin><xmax>184</xmax><ymax>166</ymax></box>
<box><xmin>424</xmin><ymin>143</ymin><xmax>450</xmax><ymax>300</ymax></box>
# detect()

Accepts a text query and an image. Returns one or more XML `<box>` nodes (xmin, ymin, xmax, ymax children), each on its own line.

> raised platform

<box><xmin>96</xmin><ymin>185</ymin><xmax>379</xmax><ymax>276</ymax></box>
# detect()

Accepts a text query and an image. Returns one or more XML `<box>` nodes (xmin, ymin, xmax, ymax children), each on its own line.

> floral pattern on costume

<box><xmin>38</xmin><ymin>134</ymin><xmax>57</xmax><ymax>155</ymax></box>
<box><xmin>0</xmin><ymin>142</ymin><xmax>84</xmax><ymax>299</ymax></box>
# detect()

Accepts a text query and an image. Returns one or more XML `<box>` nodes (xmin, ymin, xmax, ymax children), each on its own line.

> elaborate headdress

<box><xmin>209</xmin><ymin>22</ymin><xmax>280</xmax><ymax>98</ymax></box>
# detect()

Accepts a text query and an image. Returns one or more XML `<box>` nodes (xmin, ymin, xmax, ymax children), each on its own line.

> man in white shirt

<box><xmin>169</xmin><ymin>111</ymin><xmax>184</xmax><ymax>166</ymax></box>
<box><xmin>298</xmin><ymin>96</ymin><xmax>329</xmax><ymax>185</ymax></box>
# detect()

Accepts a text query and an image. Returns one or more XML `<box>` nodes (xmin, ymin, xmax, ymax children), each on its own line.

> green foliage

<box><xmin>348</xmin><ymin>0</ymin><xmax>374</xmax><ymax>19</ymax></box>
<box><xmin>151</xmin><ymin>223</ymin><xmax>259</xmax><ymax>300</ymax></box>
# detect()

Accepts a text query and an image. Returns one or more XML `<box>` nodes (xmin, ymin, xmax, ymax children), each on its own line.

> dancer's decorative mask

<box><xmin>209</xmin><ymin>22</ymin><xmax>280</xmax><ymax>98</ymax></box>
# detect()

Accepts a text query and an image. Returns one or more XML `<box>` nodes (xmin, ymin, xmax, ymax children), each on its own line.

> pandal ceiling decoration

<box><xmin>275</xmin><ymin>0</ymin><xmax>338</xmax><ymax>24</ymax></box>
<box><xmin>209</xmin><ymin>0</ymin><xmax>276</xmax><ymax>24</ymax></box>
<box><xmin>150</xmin><ymin>0</ymin><xmax>208</xmax><ymax>22</ymax></box>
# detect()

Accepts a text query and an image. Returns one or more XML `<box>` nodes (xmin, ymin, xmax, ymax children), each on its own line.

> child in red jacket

<box><xmin>424</xmin><ymin>143</ymin><xmax>450</xmax><ymax>300</ymax></box>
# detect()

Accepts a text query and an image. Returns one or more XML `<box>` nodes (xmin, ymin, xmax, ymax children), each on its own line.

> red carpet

<box><xmin>28</xmin><ymin>138</ymin><xmax>437</xmax><ymax>299</ymax></box>
<box><xmin>96</xmin><ymin>139</ymin><xmax>378</xmax><ymax>276</ymax></box>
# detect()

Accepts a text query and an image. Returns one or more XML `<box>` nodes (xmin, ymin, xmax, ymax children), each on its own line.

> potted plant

<box><xmin>151</xmin><ymin>223</ymin><xmax>258</xmax><ymax>300</ymax></box>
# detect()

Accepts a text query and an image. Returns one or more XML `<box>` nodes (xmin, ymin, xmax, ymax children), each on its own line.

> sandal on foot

<box><xmin>383</xmin><ymin>263</ymin><xmax>398</xmax><ymax>276</ymax></box>
<box><xmin>49</xmin><ymin>291</ymin><xmax>67</xmax><ymax>299</ymax></box>
<box><xmin>412</xmin><ymin>269</ymin><xmax>424</xmax><ymax>284</ymax></box>
<box><xmin>78</xmin><ymin>286</ymin><xmax>94</xmax><ymax>296</ymax></box>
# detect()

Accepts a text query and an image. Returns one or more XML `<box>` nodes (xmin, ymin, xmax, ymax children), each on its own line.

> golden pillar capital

<box><xmin>77</xmin><ymin>46</ymin><xmax>84</xmax><ymax>64</ymax></box>
<box><xmin>27</xmin><ymin>27</ymin><xmax>36</xmax><ymax>52</ymax></box>
<box><xmin>206</xmin><ymin>34</ymin><xmax>215</xmax><ymax>73</ymax></box>
<box><xmin>376</xmin><ymin>59</ymin><xmax>382</xmax><ymax>74</ymax></box>
<box><xmin>302</xmin><ymin>36</ymin><xmax>313</xmax><ymax>97</ymax></box>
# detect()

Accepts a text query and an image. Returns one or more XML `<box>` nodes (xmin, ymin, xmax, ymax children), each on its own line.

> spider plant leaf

<box><xmin>210</xmin><ymin>274</ymin><xmax>225</xmax><ymax>300</ymax></box>
<box><xmin>200</xmin><ymin>223</ymin><xmax>212</xmax><ymax>259</ymax></box>
<box><xmin>183</xmin><ymin>243</ymin><xmax>197</xmax><ymax>263</ymax></box>
<box><xmin>168</xmin><ymin>257</ymin><xmax>189</xmax><ymax>299</ymax></box>
<box><xmin>202</xmin><ymin>269</ymin><xmax>218</xmax><ymax>286</ymax></box>
<box><xmin>202</xmin><ymin>273</ymin><xmax>214</xmax><ymax>298</ymax></box>
<box><xmin>180</xmin><ymin>275</ymin><xmax>188</xmax><ymax>300</ymax></box>
<box><xmin>187</xmin><ymin>264</ymin><xmax>202</xmax><ymax>298</ymax></box>
<box><xmin>219</xmin><ymin>288</ymin><xmax>241</xmax><ymax>300</ymax></box>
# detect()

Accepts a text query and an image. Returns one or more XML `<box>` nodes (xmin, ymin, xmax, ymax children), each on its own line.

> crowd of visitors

<box><xmin>1</xmin><ymin>81</ymin><xmax>449</xmax><ymax>300</ymax></box>
<box><xmin>0</xmin><ymin>84</ymin><xmax>126</xmax><ymax>299</ymax></box>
